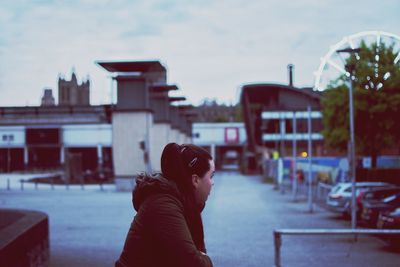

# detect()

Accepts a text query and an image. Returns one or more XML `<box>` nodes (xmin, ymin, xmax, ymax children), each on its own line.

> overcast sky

<box><xmin>0</xmin><ymin>0</ymin><xmax>399</xmax><ymax>107</ymax></box>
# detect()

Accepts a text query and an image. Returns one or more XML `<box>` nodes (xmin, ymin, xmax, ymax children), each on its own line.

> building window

<box><xmin>2</xmin><ymin>134</ymin><xmax>14</xmax><ymax>142</ymax></box>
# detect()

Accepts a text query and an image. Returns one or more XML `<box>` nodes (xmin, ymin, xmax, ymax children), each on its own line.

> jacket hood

<box><xmin>132</xmin><ymin>173</ymin><xmax>182</xmax><ymax>211</ymax></box>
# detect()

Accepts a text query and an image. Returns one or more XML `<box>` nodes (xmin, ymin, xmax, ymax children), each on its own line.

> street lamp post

<box><xmin>336</xmin><ymin>47</ymin><xmax>360</xmax><ymax>230</ymax></box>
<box><xmin>347</xmin><ymin>64</ymin><xmax>357</xmax><ymax>231</ymax></box>
<box><xmin>307</xmin><ymin>105</ymin><xmax>313</xmax><ymax>213</ymax></box>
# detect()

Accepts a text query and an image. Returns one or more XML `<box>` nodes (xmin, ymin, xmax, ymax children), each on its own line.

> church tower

<box><xmin>58</xmin><ymin>70</ymin><xmax>90</xmax><ymax>106</ymax></box>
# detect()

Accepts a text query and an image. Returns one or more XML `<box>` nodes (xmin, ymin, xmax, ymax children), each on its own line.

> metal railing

<box><xmin>315</xmin><ymin>182</ymin><xmax>332</xmax><ymax>205</ymax></box>
<box><xmin>278</xmin><ymin>181</ymin><xmax>331</xmax><ymax>205</ymax></box>
<box><xmin>2</xmin><ymin>177</ymin><xmax>110</xmax><ymax>191</ymax></box>
<box><xmin>273</xmin><ymin>228</ymin><xmax>400</xmax><ymax>267</ymax></box>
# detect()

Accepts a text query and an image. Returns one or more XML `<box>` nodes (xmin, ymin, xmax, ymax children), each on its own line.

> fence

<box><xmin>264</xmin><ymin>157</ymin><xmax>335</xmax><ymax>204</ymax></box>
<box><xmin>315</xmin><ymin>182</ymin><xmax>332</xmax><ymax>206</ymax></box>
<box><xmin>1</xmin><ymin>175</ymin><xmax>114</xmax><ymax>192</ymax></box>
<box><xmin>273</xmin><ymin>179</ymin><xmax>333</xmax><ymax>205</ymax></box>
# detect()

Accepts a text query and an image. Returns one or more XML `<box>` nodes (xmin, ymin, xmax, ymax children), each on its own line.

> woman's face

<box><xmin>193</xmin><ymin>159</ymin><xmax>215</xmax><ymax>204</ymax></box>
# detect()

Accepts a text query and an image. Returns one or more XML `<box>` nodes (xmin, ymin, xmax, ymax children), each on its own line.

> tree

<box><xmin>321</xmin><ymin>41</ymin><xmax>400</xmax><ymax>168</ymax></box>
<box><xmin>195</xmin><ymin>99</ymin><xmax>243</xmax><ymax>122</ymax></box>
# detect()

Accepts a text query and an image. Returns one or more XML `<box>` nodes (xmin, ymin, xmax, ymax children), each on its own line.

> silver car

<box><xmin>326</xmin><ymin>182</ymin><xmax>390</xmax><ymax>217</ymax></box>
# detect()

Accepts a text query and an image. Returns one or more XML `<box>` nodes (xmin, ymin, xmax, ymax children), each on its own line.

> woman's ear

<box><xmin>192</xmin><ymin>174</ymin><xmax>200</xmax><ymax>188</ymax></box>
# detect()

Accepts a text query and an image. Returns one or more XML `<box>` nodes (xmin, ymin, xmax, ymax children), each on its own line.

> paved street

<box><xmin>203</xmin><ymin>172</ymin><xmax>400</xmax><ymax>267</ymax></box>
<box><xmin>1</xmin><ymin>171</ymin><xmax>399</xmax><ymax>266</ymax></box>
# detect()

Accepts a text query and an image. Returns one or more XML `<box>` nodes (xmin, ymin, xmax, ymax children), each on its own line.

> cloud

<box><xmin>0</xmin><ymin>0</ymin><xmax>399</xmax><ymax>106</ymax></box>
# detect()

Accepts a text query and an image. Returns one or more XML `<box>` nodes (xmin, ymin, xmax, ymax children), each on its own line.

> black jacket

<box><xmin>115</xmin><ymin>174</ymin><xmax>213</xmax><ymax>267</ymax></box>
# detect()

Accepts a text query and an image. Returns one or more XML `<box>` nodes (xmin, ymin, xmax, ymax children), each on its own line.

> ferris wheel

<box><xmin>314</xmin><ymin>31</ymin><xmax>400</xmax><ymax>91</ymax></box>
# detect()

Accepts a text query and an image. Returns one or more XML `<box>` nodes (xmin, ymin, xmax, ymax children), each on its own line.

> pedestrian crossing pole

<box><xmin>292</xmin><ymin>113</ymin><xmax>298</xmax><ymax>201</ymax></box>
<box><xmin>307</xmin><ymin>105</ymin><xmax>314</xmax><ymax>213</ymax></box>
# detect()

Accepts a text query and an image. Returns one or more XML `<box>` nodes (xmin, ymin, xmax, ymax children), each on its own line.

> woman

<box><xmin>115</xmin><ymin>143</ymin><xmax>215</xmax><ymax>267</ymax></box>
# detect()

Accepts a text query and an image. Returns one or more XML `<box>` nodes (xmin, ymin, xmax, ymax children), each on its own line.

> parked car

<box><xmin>361</xmin><ymin>193</ymin><xmax>400</xmax><ymax>227</ymax></box>
<box><xmin>326</xmin><ymin>182</ymin><xmax>391</xmax><ymax>217</ymax></box>
<box><xmin>376</xmin><ymin>207</ymin><xmax>400</xmax><ymax>246</ymax></box>
<box><xmin>359</xmin><ymin>186</ymin><xmax>400</xmax><ymax>220</ymax></box>
<box><xmin>377</xmin><ymin>207</ymin><xmax>400</xmax><ymax>229</ymax></box>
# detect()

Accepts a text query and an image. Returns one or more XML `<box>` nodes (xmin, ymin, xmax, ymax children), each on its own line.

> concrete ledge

<box><xmin>0</xmin><ymin>209</ymin><xmax>49</xmax><ymax>267</ymax></box>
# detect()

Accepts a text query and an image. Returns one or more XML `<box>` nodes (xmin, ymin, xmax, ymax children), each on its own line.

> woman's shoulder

<box><xmin>133</xmin><ymin>173</ymin><xmax>183</xmax><ymax>211</ymax></box>
<box><xmin>136</xmin><ymin>192</ymin><xmax>186</xmax><ymax>229</ymax></box>
<box><xmin>143</xmin><ymin>191</ymin><xmax>185</xmax><ymax>212</ymax></box>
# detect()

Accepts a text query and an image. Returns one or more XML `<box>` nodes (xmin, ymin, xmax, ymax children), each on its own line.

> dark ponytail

<box><xmin>161</xmin><ymin>143</ymin><xmax>190</xmax><ymax>194</ymax></box>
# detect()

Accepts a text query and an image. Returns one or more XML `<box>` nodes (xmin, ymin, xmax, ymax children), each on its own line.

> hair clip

<box><xmin>180</xmin><ymin>146</ymin><xmax>187</xmax><ymax>153</ymax></box>
<box><xmin>188</xmin><ymin>157</ymin><xmax>198</xmax><ymax>168</ymax></box>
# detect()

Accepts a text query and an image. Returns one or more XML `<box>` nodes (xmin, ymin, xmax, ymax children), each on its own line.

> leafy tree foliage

<box><xmin>321</xmin><ymin>41</ymin><xmax>400</xmax><ymax>167</ymax></box>
<box><xmin>196</xmin><ymin>99</ymin><xmax>242</xmax><ymax>122</ymax></box>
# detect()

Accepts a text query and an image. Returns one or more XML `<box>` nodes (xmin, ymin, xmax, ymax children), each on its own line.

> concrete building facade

<box><xmin>1</xmin><ymin>61</ymin><xmax>193</xmax><ymax>192</ymax></box>
<box><xmin>192</xmin><ymin>122</ymin><xmax>246</xmax><ymax>170</ymax></box>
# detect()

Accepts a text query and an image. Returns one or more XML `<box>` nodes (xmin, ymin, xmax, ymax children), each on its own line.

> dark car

<box><xmin>377</xmin><ymin>207</ymin><xmax>400</xmax><ymax>229</ymax></box>
<box><xmin>376</xmin><ymin>208</ymin><xmax>400</xmax><ymax>246</ymax></box>
<box><xmin>359</xmin><ymin>186</ymin><xmax>400</xmax><ymax>218</ymax></box>
<box><xmin>361</xmin><ymin>193</ymin><xmax>400</xmax><ymax>227</ymax></box>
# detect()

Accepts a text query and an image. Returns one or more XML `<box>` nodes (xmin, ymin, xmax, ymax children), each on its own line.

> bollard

<box><xmin>35</xmin><ymin>181</ymin><xmax>38</xmax><ymax>190</ymax></box>
<box><xmin>80</xmin><ymin>176</ymin><xmax>84</xmax><ymax>190</ymax></box>
<box><xmin>51</xmin><ymin>177</ymin><xmax>54</xmax><ymax>190</ymax></box>
<box><xmin>99</xmin><ymin>182</ymin><xmax>104</xmax><ymax>191</ymax></box>
<box><xmin>20</xmin><ymin>180</ymin><xmax>24</xmax><ymax>191</ymax></box>
<box><xmin>274</xmin><ymin>231</ymin><xmax>281</xmax><ymax>267</ymax></box>
<box><xmin>7</xmin><ymin>178</ymin><xmax>10</xmax><ymax>190</ymax></box>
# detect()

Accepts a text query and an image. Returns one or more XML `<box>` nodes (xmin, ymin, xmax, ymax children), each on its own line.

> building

<box><xmin>192</xmin><ymin>122</ymin><xmax>246</xmax><ymax>170</ymax></box>
<box><xmin>40</xmin><ymin>88</ymin><xmax>55</xmax><ymax>107</ymax></box>
<box><xmin>58</xmin><ymin>72</ymin><xmax>90</xmax><ymax>106</ymax></box>
<box><xmin>239</xmin><ymin>64</ymin><xmax>328</xmax><ymax>174</ymax></box>
<box><xmin>0</xmin><ymin>105</ymin><xmax>113</xmax><ymax>173</ymax></box>
<box><xmin>0</xmin><ymin>61</ymin><xmax>194</xmax><ymax>191</ymax></box>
